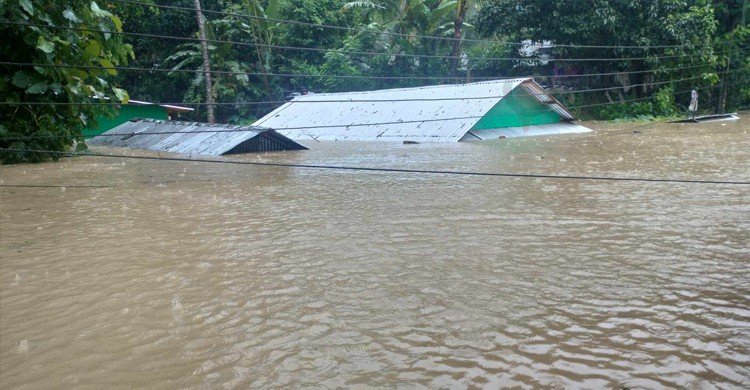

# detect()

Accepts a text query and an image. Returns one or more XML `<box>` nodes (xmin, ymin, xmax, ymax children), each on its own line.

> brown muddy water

<box><xmin>1</xmin><ymin>117</ymin><xmax>749</xmax><ymax>389</ymax></box>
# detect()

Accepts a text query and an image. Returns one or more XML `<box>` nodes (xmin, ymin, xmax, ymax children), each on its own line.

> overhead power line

<box><xmin>111</xmin><ymin>0</ymin><xmax>732</xmax><ymax>50</ymax></box>
<box><xmin>3</xmin><ymin>80</ymin><xmax>747</xmax><ymax>142</ymax></box>
<box><xmin>0</xmin><ymin>60</ymin><xmax>717</xmax><ymax>84</ymax></box>
<box><xmin>0</xmin><ymin>106</ymin><xmax>732</xmax><ymax>190</ymax></box>
<box><xmin>2</xmin><ymin>148</ymin><xmax>748</xmax><ymax>186</ymax></box>
<box><xmin>0</xmin><ymin>184</ymin><xmax>117</xmax><ymax>188</ymax></box>
<box><xmin>0</xmin><ymin>60</ymin><xmax>738</xmax><ymax>109</ymax></box>
<box><xmin>0</xmin><ymin>21</ymin><xmax>732</xmax><ymax>63</ymax></box>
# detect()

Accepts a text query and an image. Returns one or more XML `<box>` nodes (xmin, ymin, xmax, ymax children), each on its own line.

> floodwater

<box><xmin>1</xmin><ymin>116</ymin><xmax>749</xmax><ymax>389</ymax></box>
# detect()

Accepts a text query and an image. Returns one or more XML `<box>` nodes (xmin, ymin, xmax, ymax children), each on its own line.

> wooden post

<box><xmin>194</xmin><ymin>0</ymin><xmax>215</xmax><ymax>123</ymax></box>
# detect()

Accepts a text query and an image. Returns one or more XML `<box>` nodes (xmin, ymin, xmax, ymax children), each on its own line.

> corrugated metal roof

<box><xmin>252</xmin><ymin>78</ymin><xmax>586</xmax><ymax>143</ymax></box>
<box><xmin>88</xmin><ymin>119</ymin><xmax>307</xmax><ymax>156</ymax></box>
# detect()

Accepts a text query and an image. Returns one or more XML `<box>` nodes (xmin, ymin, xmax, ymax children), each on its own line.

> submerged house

<box><xmin>88</xmin><ymin>119</ymin><xmax>307</xmax><ymax>156</ymax></box>
<box><xmin>252</xmin><ymin>78</ymin><xmax>590</xmax><ymax>144</ymax></box>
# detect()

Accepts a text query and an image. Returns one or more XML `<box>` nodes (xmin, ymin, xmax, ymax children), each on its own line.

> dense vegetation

<box><xmin>1</xmin><ymin>0</ymin><xmax>132</xmax><ymax>163</ymax></box>
<box><xmin>2</xmin><ymin>0</ymin><xmax>749</xmax><ymax>163</ymax></box>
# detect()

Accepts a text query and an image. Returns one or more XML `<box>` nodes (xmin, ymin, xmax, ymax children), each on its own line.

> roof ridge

<box><xmin>130</xmin><ymin>118</ymin><xmax>269</xmax><ymax>130</ymax></box>
<box><xmin>294</xmin><ymin>78</ymin><xmax>532</xmax><ymax>99</ymax></box>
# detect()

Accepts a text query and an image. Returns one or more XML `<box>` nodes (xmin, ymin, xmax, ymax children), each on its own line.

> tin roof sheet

<box><xmin>88</xmin><ymin>119</ymin><xmax>305</xmax><ymax>156</ymax></box>
<box><xmin>253</xmin><ymin>78</ymin><xmax>562</xmax><ymax>143</ymax></box>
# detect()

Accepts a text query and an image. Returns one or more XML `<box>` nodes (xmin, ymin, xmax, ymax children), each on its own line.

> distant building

<box><xmin>252</xmin><ymin>78</ymin><xmax>590</xmax><ymax>144</ymax></box>
<box><xmin>84</xmin><ymin>100</ymin><xmax>194</xmax><ymax>138</ymax></box>
<box><xmin>88</xmin><ymin>119</ymin><xmax>307</xmax><ymax>156</ymax></box>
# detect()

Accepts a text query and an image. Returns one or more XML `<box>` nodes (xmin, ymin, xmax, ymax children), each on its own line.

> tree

<box><xmin>109</xmin><ymin>0</ymin><xmax>195</xmax><ymax>107</ymax></box>
<box><xmin>713</xmin><ymin>0</ymin><xmax>750</xmax><ymax>112</ymax></box>
<box><xmin>194</xmin><ymin>0</ymin><xmax>216</xmax><ymax>123</ymax></box>
<box><xmin>242</xmin><ymin>0</ymin><xmax>283</xmax><ymax>98</ymax></box>
<box><xmin>448</xmin><ymin>0</ymin><xmax>468</xmax><ymax>77</ymax></box>
<box><xmin>0</xmin><ymin>0</ymin><xmax>133</xmax><ymax>163</ymax></box>
<box><xmin>339</xmin><ymin>0</ymin><xmax>459</xmax><ymax>86</ymax></box>
<box><xmin>472</xmin><ymin>0</ymin><xmax>720</xmax><ymax>113</ymax></box>
<box><xmin>165</xmin><ymin>18</ymin><xmax>261</xmax><ymax>123</ymax></box>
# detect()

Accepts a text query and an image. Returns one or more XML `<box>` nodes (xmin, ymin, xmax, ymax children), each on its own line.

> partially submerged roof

<box><xmin>88</xmin><ymin>119</ymin><xmax>307</xmax><ymax>156</ymax></box>
<box><xmin>252</xmin><ymin>78</ymin><xmax>590</xmax><ymax>143</ymax></box>
<box><xmin>669</xmin><ymin>113</ymin><xmax>740</xmax><ymax>124</ymax></box>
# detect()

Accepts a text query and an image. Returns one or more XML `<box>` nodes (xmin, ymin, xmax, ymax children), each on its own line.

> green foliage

<box><xmin>343</xmin><ymin>0</ymin><xmax>457</xmax><ymax>36</ymax></box>
<box><xmin>153</xmin><ymin>0</ymin><xmax>744</xmax><ymax>122</ymax></box>
<box><xmin>466</xmin><ymin>40</ymin><xmax>518</xmax><ymax>78</ymax></box>
<box><xmin>109</xmin><ymin>0</ymin><xmax>194</xmax><ymax>106</ymax></box>
<box><xmin>1</xmin><ymin>0</ymin><xmax>133</xmax><ymax>163</ymax></box>
<box><xmin>586</xmin><ymin>87</ymin><xmax>681</xmax><ymax>121</ymax></box>
<box><xmin>165</xmin><ymin>18</ymin><xmax>263</xmax><ymax>123</ymax></box>
<box><xmin>714</xmin><ymin>12</ymin><xmax>750</xmax><ymax>111</ymax></box>
<box><xmin>472</xmin><ymin>0</ymin><xmax>725</xmax><ymax>118</ymax></box>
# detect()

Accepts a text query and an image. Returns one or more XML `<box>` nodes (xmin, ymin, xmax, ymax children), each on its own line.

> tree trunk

<box><xmin>194</xmin><ymin>0</ymin><xmax>215</xmax><ymax>123</ymax></box>
<box><xmin>449</xmin><ymin>0</ymin><xmax>468</xmax><ymax>81</ymax></box>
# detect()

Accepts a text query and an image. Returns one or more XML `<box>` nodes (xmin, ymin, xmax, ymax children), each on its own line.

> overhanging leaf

<box><xmin>63</xmin><ymin>9</ymin><xmax>80</xmax><ymax>23</ymax></box>
<box><xmin>109</xmin><ymin>15</ymin><xmax>123</xmax><ymax>31</ymax></box>
<box><xmin>99</xmin><ymin>58</ymin><xmax>117</xmax><ymax>75</ymax></box>
<box><xmin>20</xmin><ymin>0</ymin><xmax>34</xmax><ymax>15</ymax></box>
<box><xmin>84</xmin><ymin>41</ymin><xmax>101</xmax><ymax>59</ymax></box>
<box><xmin>112</xmin><ymin>87</ymin><xmax>129</xmax><ymax>103</ymax></box>
<box><xmin>36</xmin><ymin>36</ymin><xmax>55</xmax><ymax>53</ymax></box>
<box><xmin>11</xmin><ymin>71</ymin><xmax>33</xmax><ymax>88</ymax></box>
<box><xmin>26</xmin><ymin>82</ymin><xmax>48</xmax><ymax>94</ymax></box>
<box><xmin>90</xmin><ymin>1</ymin><xmax>108</xmax><ymax>18</ymax></box>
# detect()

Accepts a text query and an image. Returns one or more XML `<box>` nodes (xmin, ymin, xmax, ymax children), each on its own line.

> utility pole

<box><xmin>194</xmin><ymin>0</ymin><xmax>215</xmax><ymax>123</ymax></box>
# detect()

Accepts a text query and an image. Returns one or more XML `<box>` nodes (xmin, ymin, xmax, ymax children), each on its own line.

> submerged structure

<box><xmin>253</xmin><ymin>78</ymin><xmax>590</xmax><ymax>143</ymax></box>
<box><xmin>89</xmin><ymin>119</ymin><xmax>307</xmax><ymax>156</ymax></box>
<box><xmin>669</xmin><ymin>113</ymin><xmax>740</xmax><ymax>124</ymax></box>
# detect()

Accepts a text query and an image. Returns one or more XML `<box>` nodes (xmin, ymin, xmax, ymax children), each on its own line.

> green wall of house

<box><xmin>83</xmin><ymin>105</ymin><xmax>168</xmax><ymax>138</ymax></box>
<box><xmin>471</xmin><ymin>88</ymin><xmax>562</xmax><ymax>131</ymax></box>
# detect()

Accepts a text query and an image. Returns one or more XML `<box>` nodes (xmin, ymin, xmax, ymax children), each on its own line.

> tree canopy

<box><xmin>1</xmin><ymin>0</ymin><xmax>133</xmax><ymax>163</ymax></box>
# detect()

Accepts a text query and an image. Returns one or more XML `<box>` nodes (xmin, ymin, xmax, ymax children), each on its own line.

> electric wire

<box><xmin>0</xmin><ymin>184</ymin><xmax>116</xmax><ymax>188</ymax></box>
<box><xmin>2</xmin><ymin>148</ymin><xmax>748</xmax><ymax>186</ymax></box>
<box><xmin>0</xmin><ymin>60</ymin><xmax>719</xmax><ymax>84</ymax></box>
<box><xmin>4</xmin><ymin>80</ymin><xmax>745</xmax><ymax>142</ymax></box>
<box><xmin>112</xmin><ymin>0</ymin><xmax>737</xmax><ymax>50</ymax></box>
<box><xmin>0</xmin><ymin>20</ymin><xmax>732</xmax><ymax>63</ymax></box>
<box><xmin>557</xmin><ymin>95</ymin><xmax>731</xmax><ymax>143</ymax></box>
<box><xmin>0</xmin><ymin>61</ymin><xmax>738</xmax><ymax>109</ymax></box>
